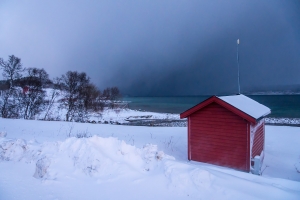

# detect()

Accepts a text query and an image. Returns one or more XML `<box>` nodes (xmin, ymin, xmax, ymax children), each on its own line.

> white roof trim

<box><xmin>218</xmin><ymin>94</ymin><xmax>271</xmax><ymax>119</ymax></box>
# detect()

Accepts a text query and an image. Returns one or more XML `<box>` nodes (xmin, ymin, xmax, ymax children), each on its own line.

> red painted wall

<box><xmin>188</xmin><ymin>102</ymin><xmax>250</xmax><ymax>171</ymax></box>
<box><xmin>252</xmin><ymin>121</ymin><xmax>264</xmax><ymax>158</ymax></box>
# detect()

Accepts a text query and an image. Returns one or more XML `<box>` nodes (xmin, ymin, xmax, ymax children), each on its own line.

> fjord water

<box><xmin>122</xmin><ymin>95</ymin><xmax>300</xmax><ymax>118</ymax></box>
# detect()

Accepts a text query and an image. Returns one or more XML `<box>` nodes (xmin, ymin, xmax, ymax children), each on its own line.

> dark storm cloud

<box><xmin>0</xmin><ymin>0</ymin><xmax>299</xmax><ymax>96</ymax></box>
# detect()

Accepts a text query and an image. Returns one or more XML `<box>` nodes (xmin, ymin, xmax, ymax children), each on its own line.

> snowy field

<box><xmin>0</xmin><ymin>118</ymin><xmax>300</xmax><ymax>199</ymax></box>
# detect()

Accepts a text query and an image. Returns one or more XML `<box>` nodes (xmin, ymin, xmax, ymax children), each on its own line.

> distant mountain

<box><xmin>247</xmin><ymin>91</ymin><xmax>300</xmax><ymax>95</ymax></box>
<box><xmin>243</xmin><ymin>84</ymin><xmax>300</xmax><ymax>95</ymax></box>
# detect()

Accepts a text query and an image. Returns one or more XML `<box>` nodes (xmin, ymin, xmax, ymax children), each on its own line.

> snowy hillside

<box><xmin>0</xmin><ymin>118</ymin><xmax>300</xmax><ymax>199</ymax></box>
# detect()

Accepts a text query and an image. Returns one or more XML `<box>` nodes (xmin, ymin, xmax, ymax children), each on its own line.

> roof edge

<box><xmin>180</xmin><ymin>96</ymin><xmax>218</xmax><ymax>118</ymax></box>
<box><xmin>180</xmin><ymin>95</ymin><xmax>258</xmax><ymax>123</ymax></box>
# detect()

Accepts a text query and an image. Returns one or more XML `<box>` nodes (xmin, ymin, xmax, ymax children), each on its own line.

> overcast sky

<box><xmin>0</xmin><ymin>0</ymin><xmax>299</xmax><ymax>96</ymax></box>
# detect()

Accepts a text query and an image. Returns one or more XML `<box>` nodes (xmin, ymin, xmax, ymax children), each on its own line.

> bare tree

<box><xmin>43</xmin><ymin>78</ymin><xmax>61</xmax><ymax>120</ymax></box>
<box><xmin>0</xmin><ymin>55</ymin><xmax>25</xmax><ymax>118</ymax></box>
<box><xmin>101</xmin><ymin>86</ymin><xmax>121</xmax><ymax>108</ymax></box>
<box><xmin>102</xmin><ymin>87</ymin><xmax>121</xmax><ymax>101</ymax></box>
<box><xmin>60</xmin><ymin>71</ymin><xmax>90</xmax><ymax>122</ymax></box>
<box><xmin>0</xmin><ymin>88</ymin><xmax>22</xmax><ymax>118</ymax></box>
<box><xmin>81</xmin><ymin>83</ymin><xmax>104</xmax><ymax>112</ymax></box>
<box><xmin>102</xmin><ymin>87</ymin><xmax>110</xmax><ymax>100</ymax></box>
<box><xmin>110</xmin><ymin>87</ymin><xmax>121</xmax><ymax>101</ymax></box>
<box><xmin>21</xmin><ymin>68</ymin><xmax>49</xmax><ymax>119</ymax></box>
<box><xmin>0</xmin><ymin>55</ymin><xmax>24</xmax><ymax>88</ymax></box>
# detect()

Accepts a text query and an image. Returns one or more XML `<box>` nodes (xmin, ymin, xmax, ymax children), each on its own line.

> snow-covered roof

<box><xmin>218</xmin><ymin>94</ymin><xmax>271</xmax><ymax>119</ymax></box>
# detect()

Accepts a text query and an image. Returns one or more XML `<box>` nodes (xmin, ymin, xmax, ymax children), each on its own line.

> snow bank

<box><xmin>0</xmin><ymin>131</ymin><xmax>7</xmax><ymax>138</ymax></box>
<box><xmin>33</xmin><ymin>157</ymin><xmax>51</xmax><ymax>178</ymax></box>
<box><xmin>0</xmin><ymin>135</ymin><xmax>174</xmax><ymax>180</ymax></box>
<box><xmin>2</xmin><ymin>135</ymin><xmax>299</xmax><ymax>199</ymax></box>
<box><xmin>0</xmin><ymin>139</ymin><xmax>28</xmax><ymax>161</ymax></box>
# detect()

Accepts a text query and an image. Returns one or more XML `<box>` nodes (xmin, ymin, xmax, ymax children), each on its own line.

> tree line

<box><xmin>0</xmin><ymin>55</ymin><xmax>121</xmax><ymax>122</ymax></box>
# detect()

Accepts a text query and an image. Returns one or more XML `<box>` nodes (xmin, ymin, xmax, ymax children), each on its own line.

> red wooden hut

<box><xmin>180</xmin><ymin>94</ymin><xmax>270</xmax><ymax>173</ymax></box>
<box><xmin>22</xmin><ymin>86</ymin><xmax>29</xmax><ymax>94</ymax></box>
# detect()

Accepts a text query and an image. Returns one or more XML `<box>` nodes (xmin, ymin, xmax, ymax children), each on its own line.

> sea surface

<box><xmin>122</xmin><ymin>95</ymin><xmax>300</xmax><ymax>118</ymax></box>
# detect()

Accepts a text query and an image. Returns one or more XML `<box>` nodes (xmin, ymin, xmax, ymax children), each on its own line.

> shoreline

<box><xmin>87</xmin><ymin>108</ymin><xmax>300</xmax><ymax>127</ymax></box>
<box><xmin>119</xmin><ymin>117</ymin><xmax>300</xmax><ymax>127</ymax></box>
<box><xmin>264</xmin><ymin>117</ymin><xmax>300</xmax><ymax>127</ymax></box>
<box><xmin>31</xmin><ymin>105</ymin><xmax>300</xmax><ymax>127</ymax></box>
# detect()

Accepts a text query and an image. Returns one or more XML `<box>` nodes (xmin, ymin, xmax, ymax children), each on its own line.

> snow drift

<box><xmin>0</xmin><ymin>135</ymin><xmax>174</xmax><ymax>180</ymax></box>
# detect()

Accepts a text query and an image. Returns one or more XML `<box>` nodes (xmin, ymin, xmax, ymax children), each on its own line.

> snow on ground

<box><xmin>0</xmin><ymin>118</ymin><xmax>300</xmax><ymax>199</ymax></box>
<box><xmin>265</xmin><ymin>117</ymin><xmax>300</xmax><ymax>126</ymax></box>
<box><xmin>263</xmin><ymin>126</ymin><xmax>300</xmax><ymax>180</ymax></box>
<box><xmin>89</xmin><ymin>107</ymin><xmax>181</xmax><ymax>124</ymax></box>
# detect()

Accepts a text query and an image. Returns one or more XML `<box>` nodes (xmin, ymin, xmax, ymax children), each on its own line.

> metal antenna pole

<box><xmin>237</xmin><ymin>39</ymin><xmax>240</xmax><ymax>94</ymax></box>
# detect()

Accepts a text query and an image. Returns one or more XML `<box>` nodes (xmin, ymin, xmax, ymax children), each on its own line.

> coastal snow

<box><xmin>90</xmin><ymin>107</ymin><xmax>180</xmax><ymax>124</ymax></box>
